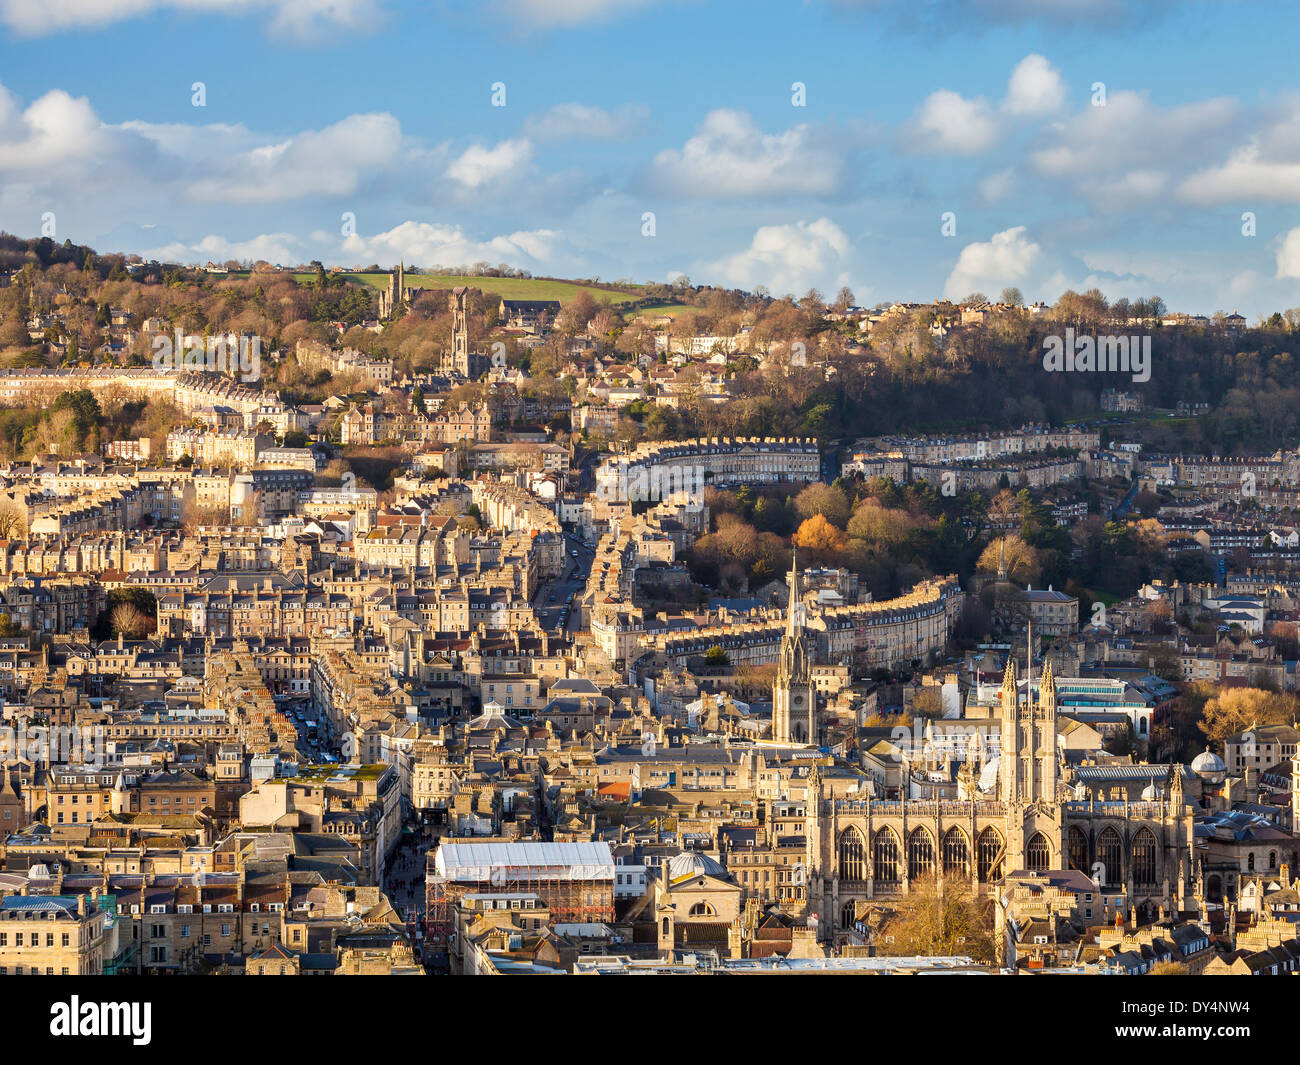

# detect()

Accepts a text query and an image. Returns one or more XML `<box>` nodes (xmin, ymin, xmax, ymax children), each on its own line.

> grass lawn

<box><xmin>627</xmin><ymin>302</ymin><xmax>694</xmax><ymax>319</ymax></box>
<box><xmin>276</xmin><ymin>272</ymin><xmax>646</xmax><ymax>305</ymax></box>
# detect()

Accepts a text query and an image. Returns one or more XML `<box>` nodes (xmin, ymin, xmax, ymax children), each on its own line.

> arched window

<box><xmin>1248</xmin><ymin>852</ymin><xmax>1256</xmax><ymax>872</ymax></box>
<box><xmin>976</xmin><ymin>827</ymin><xmax>1003</xmax><ymax>882</ymax></box>
<box><xmin>688</xmin><ymin>902</ymin><xmax>715</xmax><ymax>917</ymax></box>
<box><xmin>840</xmin><ymin>902</ymin><xmax>857</xmax><ymax>930</ymax></box>
<box><xmin>1067</xmin><ymin>826</ymin><xmax>1089</xmax><ymax>872</ymax></box>
<box><xmin>908</xmin><ymin>829</ymin><xmax>934</xmax><ymax>880</ymax></box>
<box><xmin>838</xmin><ymin>828</ymin><xmax>865</xmax><ymax>883</ymax></box>
<box><xmin>1096</xmin><ymin>827</ymin><xmax>1122</xmax><ymax>890</ymax></box>
<box><xmin>873</xmin><ymin>829</ymin><xmax>900</xmax><ymax>885</ymax></box>
<box><xmin>1131</xmin><ymin>828</ymin><xmax>1158</xmax><ymax>889</ymax></box>
<box><xmin>1026</xmin><ymin>832</ymin><xmax>1051</xmax><ymax>872</ymax></box>
<box><xmin>1270</xmin><ymin>851</ymin><xmax>1278</xmax><ymax>871</ymax></box>
<box><xmin>942</xmin><ymin>827</ymin><xmax>968</xmax><ymax>877</ymax></box>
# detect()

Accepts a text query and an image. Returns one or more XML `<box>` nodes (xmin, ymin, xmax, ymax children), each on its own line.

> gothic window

<box><xmin>873</xmin><ymin>829</ymin><xmax>900</xmax><ymax>885</ymax></box>
<box><xmin>840</xmin><ymin>902</ymin><xmax>857</xmax><ymax>930</ymax></box>
<box><xmin>1131</xmin><ymin>828</ymin><xmax>1158</xmax><ymax>889</ymax></box>
<box><xmin>942</xmin><ymin>827</ymin><xmax>968</xmax><ymax>877</ymax></box>
<box><xmin>837</xmin><ymin>828</ymin><xmax>865</xmax><ymax>883</ymax></box>
<box><xmin>1096</xmin><ymin>827</ymin><xmax>1122</xmax><ymax>889</ymax></box>
<box><xmin>1270</xmin><ymin>851</ymin><xmax>1278</xmax><ymax>871</ymax></box>
<box><xmin>1248</xmin><ymin>852</ymin><xmax>1255</xmax><ymax>872</ymax></box>
<box><xmin>1067</xmin><ymin>826</ymin><xmax>1088</xmax><ymax>872</ymax></box>
<box><xmin>976</xmin><ymin>827</ymin><xmax>1004</xmax><ymax>882</ymax></box>
<box><xmin>1026</xmin><ymin>832</ymin><xmax>1051</xmax><ymax>871</ymax></box>
<box><xmin>908</xmin><ymin>829</ymin><xmax>935</xmax><ymax>880</ymax></box>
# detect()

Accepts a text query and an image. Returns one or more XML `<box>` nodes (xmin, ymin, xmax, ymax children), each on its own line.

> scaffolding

<box><xmin>426</xmin><ymin>841</ymin><xmax>617</xmax><ymax>963</ymax></box>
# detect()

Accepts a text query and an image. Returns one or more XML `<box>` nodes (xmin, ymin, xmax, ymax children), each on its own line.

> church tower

<box><xmin>772</xmin><ymin>550</ymin><xmax>817</xmax><ymax>745</ymax></box>
<box><xmin>451</xmin><ymin>286</ymin><xmax>470</xmax><ymax>374</ymax></box>
<box><xmin>999</xmin><ymin>656</ymin><xmax>1058</xmax><ymax>805</ymax></box>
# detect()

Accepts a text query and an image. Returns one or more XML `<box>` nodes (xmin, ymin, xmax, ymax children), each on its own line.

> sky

<box><xmin>0</xmin><ymin>0</ymin><xmax>1298</xmax><ymax>316</ymax></box>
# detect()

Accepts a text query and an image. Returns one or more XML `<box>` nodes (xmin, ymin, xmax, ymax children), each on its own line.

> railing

<box><xmin>831</xmin><ymin>800</ymin><xmax>1007</xmax><ymax>817</ymax></box>
<box><xmin>1063</xmin><ymin>801</ymin><xmax>1168</xmax><ymax>817</ymax></box>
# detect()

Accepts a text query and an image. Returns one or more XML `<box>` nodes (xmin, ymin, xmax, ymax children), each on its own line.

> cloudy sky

<box><xmin>1</xmin><ymin>0</ymin><xmax>1298</xmax><ymax>315</ymax></box>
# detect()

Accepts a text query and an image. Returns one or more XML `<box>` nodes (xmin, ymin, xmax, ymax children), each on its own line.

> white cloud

<box><xmin>905</xmin><ymin>89</ymin><xmax>999</xmax><ymax>155</ymax></box>
<box><xmin>341</xmin><ymin>221</ymin><xmax>560</xmax><ymax>268</ymax></box>
<box><xmin>0</xmin><ymin>85</ymin><xmax>118</xmax><ymax>171</ymax></box>
<box><xmin>1031</xmin><ymin>90</ymin><xmax>1237</xmax><ymax>203</ymax></box>
<box><xmin>0</xmin><ymin>0</ymin><xmax>379</xmax><ymax>39</ymax></box>
<box><xmin>708</xmin><ymin>218</ymin><xmax>850</xmax><ymax>294</ymax></box>
<box><xmin>1277</xmin><ymin>227</ymin><xmax>1300</xmax><ymax>280</ymax></box>
<box><xmin>141</xmin><ymin>231</ymin><xmax>302</xmax><ymax>265</ymax></box>
<box><xmin>182</xmin><ymin>113</ymin><xmax>403</xmax><ymax>203</ymax></box>
<box><xmin>445</xmin><ymin>139</ymin><xmax>534</xmax><ymax>188</ymax></box>
<box><xmin>1180</xmin><ymin>146</ymin><xmax>1300</xmax><ymax>204</ymax></box>
<box><xmin>1003</xmin><ymin>54</ymin><xmax>1066</xmax><ymax>117</ymax></box>
<box><xmin>1178</xmin><ymin>101</ymin><xmax>1300</xmax><ymax>204</ymax></box>
<box><xmin>495</xmin><ymin>0</ymin><xmax>658</xmax><ymax>28</ymax></box>
<box><xmin>651</xmin><ymin>109</ymin><xmax>846</xmax><ymax>197</ymax></box>
<box><xmin>524</xmin><ymin>102</ymin><xmax>648</xmax><ymax>141</ymax></box>
<box><xmin>978</xmin><ymin>168</ymin><xmax>1016</xmax><ymax>204</ymax></box>
<box><xmin>0</xmin><ymin>81</ymin><xmax>406</xmax><ymax>208</ymax></box>
<box><xmin>943</xmin><ymin>226</ymin><xmax>1041</xmax><ymax>300</ymax></box>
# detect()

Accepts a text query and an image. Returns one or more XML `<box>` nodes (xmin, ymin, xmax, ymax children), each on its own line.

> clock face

<box><xmin>793</xmin><ymin>696</ymin><xmax>803</xmax><ymax>708</ymax></box>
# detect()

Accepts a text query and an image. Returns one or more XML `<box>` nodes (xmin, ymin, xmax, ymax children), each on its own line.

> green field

<box><xmin>628</xmin><ymin>302</ymin><xmax>694</xmax><ymax>319</ymax></box>
<box><xmin>291</xmin><ymin>272</ymin><xmax>646</xmax><ymax>305</ymax></box>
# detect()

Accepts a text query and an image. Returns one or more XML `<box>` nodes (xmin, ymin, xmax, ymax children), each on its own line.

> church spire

<box><xmin>786</xmin><ymin>547</ymin><xmax>800</xmax><ymax>634</ymax></box>
<box><xmin>1000</xmin><ymin>653</ymin><xmax>1018</xmax><ymax>709</ymax></box>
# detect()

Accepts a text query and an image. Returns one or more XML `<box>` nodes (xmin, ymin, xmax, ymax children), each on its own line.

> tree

<box><xmin>794</xmin><ymin>482</ymin><xmax>850</xmax><ymax>528</ymax></box>
<box><xmin>793</xmin><ymin>514</ymin><xmax>848</xmax><ymax>561</ymax></box>
<box><xmin>877</xmin><ymin>875</ymin><xmax>997</xmax><ymax>963</ymax></box>
<box><xmin>976</xmin><ymin>535</ymin><xmax>1042</xmax><ymax>583</ymax></box>
<box><xmin>1000</xmin><ymin>287</ymin><xmax>1024</xmax><ymax>308</ymax></box>
<box><xmin>110</xmin><ymin>602</ymin><xmax>154</xmax><ymax>638</ymax></box>
<box><xmin>1199</xmin><ymin>687</ymin><xmax>1300</xmax><ymax>744</ymax></box>
<box><xmin>910</xmin><ymin>687</ymin><xmax>943</xmax><ymax>719</ymax></box>
<box><xmin>704</xmin><ymin>645</ymin><xmax>730</xmax><ymax>667</ymax></box>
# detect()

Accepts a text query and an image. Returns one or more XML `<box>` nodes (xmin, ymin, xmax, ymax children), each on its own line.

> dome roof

<box><xmin>977</xmin><ymin>756</ymin><xmax>1000</xmax><ymax>794</ymax></box>
<box><xmin>666</xmin><ymin>851</ymin><xmax>725</xmax><ymax>881</ymax></box>
<box><xmin>1141</xmin><ymin>783</ymin><xmax>1162</xmax><ymax>801</ymax></box>
<box><xmin>1192</xmin><ymin>747</ymin><xmax>1226</xmax><ymax>774</ymax></box>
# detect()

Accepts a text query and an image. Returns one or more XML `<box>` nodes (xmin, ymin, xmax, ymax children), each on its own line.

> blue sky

<box><xmin>1</xmin><ymin>0</ymin><xmax>1298</xmax><ymax>316</ymax></box>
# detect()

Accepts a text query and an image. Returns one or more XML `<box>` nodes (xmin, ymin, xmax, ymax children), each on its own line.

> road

<box><xmin>532</xmin><ymin>530</ymin><xmax>595</xmax><ymax>635</ymax></box>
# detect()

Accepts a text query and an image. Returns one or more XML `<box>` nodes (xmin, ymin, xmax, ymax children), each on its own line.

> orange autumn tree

<box><xmin>793</xmin><ymin>514</ymin><xmax>848</xmax><ymax>563</ymax></box>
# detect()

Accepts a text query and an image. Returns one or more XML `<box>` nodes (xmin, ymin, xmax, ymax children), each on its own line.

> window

<box><xmin>942</xmin><ymin>828</ymin><xmax>968</xmax><ymax>877</ymax></box>
<box><xmin>908</xmin><ymin>829</ymin><xmax>935</xmax><ymax>880</ymax></box>
<box><xmin>976</xmin><ymin>828</ymin><xmax>1004</xmax><ymax>882</ymax></box>
<box><xmin>1096</xmin><ymin>828</ymin><xmax>1122</xmax><ymax>890</ymax></box>
<box><xmin>837</xmin><ymin>828</ymin><xmax>865</xmax><ymax>883</ymax></box>
<box><xmin>1132</xmin><ymin>829</ymin><xmax>1158</xmax><ymax>889</ymax></box>
<box><xmin>1026</xmin><ymin>833</ymin><xmax>1051</xmax><ymax>872</ymax></box>
<box><xmin>873</xmin><ymin>829</ymin><xmax>900</xmax><ymax>885</ymax></box>
<box><xmin>1067</xmin><ymin>826</ymin><xmax>1088</xmax><ymax>872</ymax></box>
